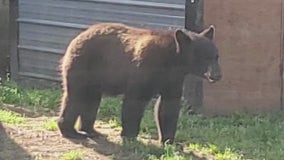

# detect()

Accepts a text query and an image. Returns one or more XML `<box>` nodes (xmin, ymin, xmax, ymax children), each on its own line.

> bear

<box><xmin>57</xmin><ymin>23</ymin><xmax>222</xmax><ymax>144</ymax></box>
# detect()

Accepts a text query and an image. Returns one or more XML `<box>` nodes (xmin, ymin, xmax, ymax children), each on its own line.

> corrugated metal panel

<box><xmin>130</xmin><ymin>0</ymin><xmax>184</xmax><ymax>5</ymax></box>
<box><xmin>18</xmin><ymin>49</ymin><xmax>61</xmax><ymax>81</ymax></box>
<box><xmin>17</xmin><ymin>0</ymin><xmax>185</xmax><ymax>81</ymax></box>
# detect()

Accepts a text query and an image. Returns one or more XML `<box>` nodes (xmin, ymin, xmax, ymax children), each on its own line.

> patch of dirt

<box><xmin>1</xmin><ymin>117</ymin><xmax>117</xmax><ymax>160</ymax></box>
<box><xmin>0</xmin><ymin>106</ymin><xmax>210</xmax><ymax>160</ymax></box>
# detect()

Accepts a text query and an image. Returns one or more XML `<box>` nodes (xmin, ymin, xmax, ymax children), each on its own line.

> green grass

<box><xmin>43</xmin><ymin>120</ymin><xmax>59</xmax><ymax>131</ymax></box>
<box><xmin>101</xmin><ymin>102</ymin><xmax>284</xmax><ymax>160</ymax></box>
<box><xmin>119</xmin><ymin>140</ymin><xmax>195</xmax><ymax>160</ymax></box>
<box><xmin>1</xmin><ymin>81</ymin><xmax>284</xmax><ymax>160</ymax></box>
<box><xmin>117</xmin><ymin>139</ymin><xmax>163</xmax><ymax>160</ymax></box>
<box><xmin>62</xmin><ymin>150</ymin><xmax>84</xmax><ymax>160</ymax></box>
<box><xmin>148</xmin><ymin>143</ymin><xmax>191</xmax><ymax>160</ymax></box>
<box><xmin>188</xmin><ymin>143</ymin><xmax>242</xmax><ymax>160</ymax></box>
<box><xmin>0</xmin><ymin>81</ymin><xmax>61</xmax><ymax>109</ymax></box>
<box><xmin>0</xmin><ymin>109</ymin><xmax>26</xmax><ymax>124</ymax></box>
<box><xmin>98</xmin><ymin>97</ymin><xmax>122</xmax><ymax>120</ymax></box>
<box><xmin>176</xmin><ymin>112</ymin><xmax>284</xmax><ymax>160</ymax></box>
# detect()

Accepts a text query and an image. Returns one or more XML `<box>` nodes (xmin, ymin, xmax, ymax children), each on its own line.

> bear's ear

<box><xmin>174</xmin><ymin>29</ymin><xmax>191</xmax><ymax>53</ymax></box>
<box><xmin>201</xmin><ymin>25</ymin><xmax>215</xmax><ymax>40</ymax></box>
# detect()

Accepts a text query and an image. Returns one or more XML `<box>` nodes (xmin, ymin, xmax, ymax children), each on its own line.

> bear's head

<box><xmin>174</xmin><ymin>26</ymin><xmax>222</xmax><ymax>83</ymax></box>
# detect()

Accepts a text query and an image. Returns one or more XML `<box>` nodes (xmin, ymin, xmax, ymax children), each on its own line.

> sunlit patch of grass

<box><xmin>43</xmin><ymin>120</ymin><xmax>58</xmax><ymax>131</ymax></box>
<box><xmin>0</xmin><ymin>109</ymin><xmax>26</xmax><ymax>124</ymax></box>
<box><xmin>149</xmin><ymin>143</ymin><xmax>191</xmax><ymax>160</ymax></box>
<box><xmin>176</xmin><ymin>112</ymin><xmax>284</xmax><ymax>160</ymax></box>
<box><xmin>62</xmin><ymin>150</ymin><xmax>84</xmax><ymax>160</ymax></box>
<box><xmin>107</xmin><ymin>118</ymin><xmax>122</xmax><ymax>129</ymax></box>
<box><xmin>188</xmin><ymin>143</ymin><xmax>243</xmax><ymax>160</ymax></box>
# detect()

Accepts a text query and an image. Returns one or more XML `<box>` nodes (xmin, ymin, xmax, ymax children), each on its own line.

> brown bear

<box><xmin>57</xmin><ymin>23</ymin><xmax>221</xmax><ymax>144</ymax></box>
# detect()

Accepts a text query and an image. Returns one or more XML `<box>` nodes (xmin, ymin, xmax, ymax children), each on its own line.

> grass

<box><xmin>62</xmin><ymin>150</ymin><xmax>84</xmax><ymax>160</ymax></box>
<box><xmin>149</xmin><ymin>143</ymin><xmax>191</xmax><ymax>160</ymax></box>
<box><xmin>0</xmin><ymin>81</ymin><xmax>61</xmax><ymax>109</ymax></box>
<box><xmin>118</xmin><ymin>140</ymin><xmax>191</xmax><ymax>160</ymax></box>
<box><xmin>188</xmin><ymin>143</ymin><xmax>242</xmax><ymax>160</ymax></box>
<box><xmin>43</xmin><ymin>120</ymin><xmax>59</xmax><ymax>131</ymax></box>
<box><xmin>0</xmin><ymin>109</ymin><xmax>26</xmax><ymax>124</ymax></box>
<box><xmin>1</xmin><ymin>81</ymin><xmax>284</xmax><ymax>160</ymax></box>
<box><xmin>98</xmin><ymin>97</ymin><xmax>122</xmax><ymax>120</ymax></box>
<box><xmin>177</xmin><ymin>112</ymin><xmax>284</xmax><ymax>160</ymax></box>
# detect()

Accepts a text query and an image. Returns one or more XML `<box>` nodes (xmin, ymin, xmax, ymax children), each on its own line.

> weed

<box><xmin>43</xmin><ymin>120</ymin><xmax>58</xmax><ymax>131</ymax></box>
<box><xmin>107</xmin><ymin>118</ymin><xmax>122</xmax><ymax>129</ymax></box>
<box><xmin>188</xmin><ymin>143</ymin><xmax>242</xmax><ymax>160</ymax></box>
<box><xmin>62</xmin><ymin>150</ymin><xmax>84</xmax><ymax>160</ymax></box>
<box><xmin>0</xmin><ymin>81</ymin><xmax>61</xmax><ymax>109</ymax></box>
<box><xmin>0</xmin><ymin>109</ymin><xmax>26</xmax><ymax>124</ymax></box>
<box><xmin>159</xmin><ymin>143</ymin><xmax>189</xmax><ymax>160</ymax></box>
<box><xmin>148</xmin><ymin>142</ymin><xmax>191</xmax><ymax>160</ymax></box>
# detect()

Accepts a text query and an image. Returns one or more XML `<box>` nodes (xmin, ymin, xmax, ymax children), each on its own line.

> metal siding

<box><xmin>17</xmin><ymin>0</ymin><xmax>185</xmax><ymax>81</ymax></box>
<box><xmin>18</xmin><ymin>49</ymin><xmax>61</xmax><ymax>81</ymax></box>
<box><xmin>18</xmin><ymin>23</ymin><xmax>82</xmax><ymax>51</ymax></box>
<box><xmin>19</xmin><ymin>0</ymin><xmax>184</xmax><ymax>28</ymax></box>
<box><xmin>131</xmin><ymin>0</ymin><xmax>184</xmax><ymax>5</ymax></box>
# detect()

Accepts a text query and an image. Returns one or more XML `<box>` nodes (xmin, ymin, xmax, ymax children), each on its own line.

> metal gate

<box><xmin>11</xmin><ymin>0</ymin><xmax>185</xmax><ymax>83</ymax></box>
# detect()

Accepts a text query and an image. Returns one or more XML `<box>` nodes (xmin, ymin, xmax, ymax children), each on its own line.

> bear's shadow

<box><xmin>0</xmin><ymin>122</ymin><xmax>33</xmax><ymax>160</ymax></box>
<box><xmin>68</xmin><ymin>135</ymin><xmax>162</xmax><ymax>158</ymax></box>
<box><xmin>68</xmin><ymin>133</ymin><xmax>206</xmax><ymax>160</ymax></box>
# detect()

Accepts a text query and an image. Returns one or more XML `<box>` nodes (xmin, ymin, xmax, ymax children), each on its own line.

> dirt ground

<box><xmin>0</xmin><ymin>105</ymin><xmax>209</xmax><ymax>160</ymax></box>
<box><xmin>0</xmin><ymin>117</ymin><xmax>119</xmax><ymax>160</ymax></box>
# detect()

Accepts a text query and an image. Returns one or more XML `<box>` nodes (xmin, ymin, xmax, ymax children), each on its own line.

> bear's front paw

<box><xmin>61</xmin><ymin>131</ymin><xmax>88</xmax><ymax>140</ymax></box>
<box><xmin>79</xmin><ymin>130</ymin><xmax>103</xmax><ymax>139</ymax></box>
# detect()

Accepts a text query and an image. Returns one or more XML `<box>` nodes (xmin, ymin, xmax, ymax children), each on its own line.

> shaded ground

<box><xmin>0</xmin><ymin>105</ymin><xmax>209</xmax><ymax>160</ymax></box>
<box><xmin>0</xmin><ymin>122</ymin><xmax>33</xmax><ymax>160</ymax></box>
<box><xmin>1</xmin><ymin>117</ymin><xmax>113</xmax><ymax>160</ymax></box>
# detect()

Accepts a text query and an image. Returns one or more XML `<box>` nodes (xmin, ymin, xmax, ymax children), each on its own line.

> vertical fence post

<box><xmin>183</xmin><ymin>0</ymin><xmax>204</xmax><ymax>114</ymax></box>
<box><xmin>9</xmin><ymin>0</ymin><xmax>19</xmax><ymax>81</ymax></box>
<box><xmin>0</xmin><ymin>0</ymin><xmax>10</xmax><ymax>81</ymax></box>
<box><xmin>185</xmin><ymin>0</ymin><xmax>204</xmax><ymax>32</ymax></box>
<box><xmin>281</xmin><ymin>0</ymin><xmax>284</xmax><ymax>110</ymax></box>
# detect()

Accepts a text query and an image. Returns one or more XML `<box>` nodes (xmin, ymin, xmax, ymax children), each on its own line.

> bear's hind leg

<box><xmin>58</xmin><ymin>92</ymin><xmax>86</xmax><ymax>139</ymax></box>
<box><xmin>78</xmin><ymin>90</ymin><xmax>102</xmax><ymax>138</ymax></box>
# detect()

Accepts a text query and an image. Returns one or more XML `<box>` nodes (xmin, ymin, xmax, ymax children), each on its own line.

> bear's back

<box><xmin>62</xmin><ymin>23</ymin><xmax>176</xmax><ymax>95</ymax></box>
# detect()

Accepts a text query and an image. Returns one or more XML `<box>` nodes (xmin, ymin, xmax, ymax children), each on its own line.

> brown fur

<box><xmin>58</xmin><ymin>23</ymin><xmax>221</xmax><ymax>143</ymax></box>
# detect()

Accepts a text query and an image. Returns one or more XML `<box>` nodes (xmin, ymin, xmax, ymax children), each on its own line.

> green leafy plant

<box><xmin>0</xmin><ymin>81</ymin><xmax>61</xmax><ymax>109</ymax></box>
<box><xmin>43</xmin><ymin>120</ymin><xmax>58</xmax><ymax>131</ymax></box>
<box><xmin>62</xmin><ymin>150</ymin><xmax>84</xmax><ymax>160</ymax></box>
<box><xmin>0</xmin><ymin>109</ymin><xmax>26</xmax><ymax>124</ymax></box>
